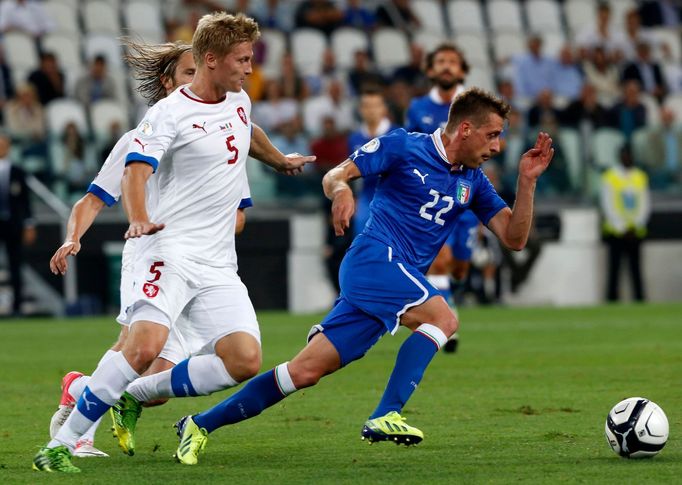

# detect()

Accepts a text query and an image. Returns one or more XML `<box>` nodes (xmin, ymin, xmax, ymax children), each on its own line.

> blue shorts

<box><xmin>446</xmin><ymin>210</ymin><xmax>479</xmax><ymax>261</ymax></box>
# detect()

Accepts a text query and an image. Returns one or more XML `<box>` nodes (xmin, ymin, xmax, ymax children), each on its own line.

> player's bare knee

<box><xmin>438</xmin><ymin>311</ymin><xmax>459</xmax><ymax>337</ymax></box>
<box><xmin>124</xmin><ymin>345</ymin><xmax>161</xmax><ymax>373</ymax></box>
<box><xmin>223</xmin><ymin>350</ymin><xmax>261</xmax><ymax>382</ymax></box>
<box><xmin>289</xmin><ymin>364</ymin><xmax>324</xmax><ymax>389</ymax></box>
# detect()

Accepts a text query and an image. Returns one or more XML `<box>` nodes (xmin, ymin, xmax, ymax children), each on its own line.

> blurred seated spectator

<box><xmin>512</xmin><ymin>34</ymin><xmax>555</xmax><ymax>104</ymax></box>
<box><xmin>661</xmin><ymin>43</ymin><xmax>682</xmax><ymax>94</ymax></box>
<box><xmin>391</xmin><ymin>43</ymin><xmax>428</xmax><ymax>94</ymax></box>
<box><xmin>623</xmin><ymin>8</ymin><xmax>657</xmax><ymax>61</ymax></box>
<box><xmin>343</xmin><ymin>0</ymin><xmax>376</xmax><ymax>30</ymax></box>
<box><xmin>639</xmin><ymin>0</ymin><xmax>682</xmax><ymax>27</ymax></box>
<box><xmin>269</xmin><ymin>115</ymin><xmax>316</xmax><ymax>198</ymax></box>
<box><xmin>243</xmin><ymin>57</ymin><xmax>265</xmax><ymax>101</ymax></box>
<box><xmin>27</xmin><ymin>52</ymin><xmax>65</xmax><ymax>105</ymax></box>
<box><xmin>559</xmin><ymin>84</ymin><xmax>611</xmax><ymax>129</ymax></box>
<box><xmin>74</xmin><ymin>55</ymin><xmax>118</xmax><ymax>106</ymax></box>
<box><xmin>167</xmin><ymin>9</ymin><xmax>202</xmax><ymax>43</ymax></box>
<box><xmin>385</xmin><ymin>79</ymin><xmax>411</xmax><ymax>125</ymax></box>
<box><xmin>575</xmin><ymin>1</ymin><xmax>627</xmax><ymax>61</ymax></box>
<box><xmin>251</xmin><ymin>0</ymin><xmax>296</xmax><ymax>32</ymax></box>
<box><xmin>499</xmin><ymin>109</ymin><xmax>525</xmax><ymax>195</ymax></box>
<box><xmin>252</xmin><ymin>79</ymin><xmax>298</xmax><ymax>133</ymax></box>
<box><xmin>310</xmin><ymin>116</ymin><xmax>348</xmax><ymax>174</ymax></box>
<box><xmin>527</xmin><ymin>90</ymin><xmax>561</xmax><ymax>133</ymax></box>
<box><xmin>583</xmin><ymin>46</ymin><xmax>621</xmax><ymax>107</ymax></box>
<box><xmin>348</xmin><ymin>50</ymin><xmax>385</xmax><ymax>95</ymax></box>
<box><xmin>0</xmin><ymin>0</ymin><xmax>53</xmax><ymax>38</ymax></box>
<box><xmin>98</xmin><ymin>120</ymin><xmax>123</xmax><ymax>164</ymax></box>
<box><xmin>60</xmin><ymin>121</ymin><xmax>90</xmax><ymax>194</ymax></box>
<box><xmin>295</xmin><ymin>0</ymin><xmax>343</xmax><ymax>36</ymax></box>
<box><xmin>376</xmin><ymin>0</ymin><xmax>421</xmax><ymax>33</ymax></box>
<box><xmin>303</xmin><ymin>78</ymin><xmax>354</xmax><ymax>137</ymax></box>
<box><xmin>0</xmin><ymin>48</ymin><xmax>16</xmax><ymax>123</ymax></box>
<box><xmin>609</xmin><ymin>80</ymin><xmax>648</xmax><ymax>140</ymax></box>
<box><xmin>551</xmin><ymin>46</ymin><xmax>584</xmax><ymax>103</ymax></box>
<box><xmin>622</xmin><ymin>41</ymin><xmax>667</xmax><ymax>103</ymax></box>
<box><xmin>640</xmin><ymin>107</ymin><xmax>682</xmax><ymax>189</ymax></box>
<box><xmin>279</xmin><ymin>52</ymin><xmax>309</xmax><ymax>100</ymax></box>
<box><xmin>305</xmin><ymin>48</ymin><xmax>342</xmax><ymax>96</ymax></box>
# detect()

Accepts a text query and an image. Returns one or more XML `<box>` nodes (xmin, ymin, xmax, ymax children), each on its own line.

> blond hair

<box><xmin>192</xmin><ymin>12</ymin><xmax>260</xmax><ymax>66</ymax></box>
<box><xmin>122</xmin><ymin>38</ymin><xmax>192</xmax><ymax>104</ymax></box>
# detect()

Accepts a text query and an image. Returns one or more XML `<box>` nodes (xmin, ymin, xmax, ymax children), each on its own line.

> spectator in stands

<box><xmin>622</xmin><ymin>41</ymin><xmax>667</xmax><ymax>103</ymax></box>
<box><xmin>251</xmin><ymin>0</ymin><xmax>296</xmax><ymax>32</ymax></box>
<box><xmin>348</xmin><ymin>49</ymin><xmax>385</xmax><ymax>95</ymax></box>
<box><xmin>310</xmin><ymin>116</ymin><xmax>348</xmax><ymax>174</ymax></box>
<box><xmin>385</xmin><ymin>79</ymin><xmax>411</xmax><ymax>125</ymax></box>
<box><xmin>294</xmin><ymin>0</ymin><xmax>343</xmax><ymax>36</ymax></box>
<box><xmin>512</xmin><ymin>34</ymin><xmax>555</xmax><ymax>103</ymax></box>
<box><xmin>27</xmin><ymin>52</ymin><xmax>65</xmax><ymax>105</ymax></box>
<box><xmin>527</xmin><ymin>89</ymin><xmax>561</xmax><ymax>133</ymax></box>
<box><xmin>575</xmin><ymin>1</ymin><xmax>627</xmax><ymax>61</ymax></box>
<box><xmin>305</xmin><ymin>47</ymin><xmax>341</xmax><ymax>95</ymax></box>
<box><xmin>639</xmin><ymin>0</ymin><xmax>682</xmax><ymax>27</ymax></box>
<box><xmin>391</xmin><ymin>43</ymin><xmax>429</xmax><ymax>95</ymax></box>
<box><xmin>551</xmin><ymin>46</ymin><xmax>584</xmax><ymax>102</ymax></box>
<box><xmin>0</xmin><ymin>0</ymin><xmax>53</xmax><ymax>38</ymax></box>
<box><xmin>302</xmin><ymin>77</ymin><xmax>354</xmax><ymax>137</ymax></box>
<box><xmin>641</xmin><ymin>107</ymin><xmax>682</xmax><ymax>189</ymax></box>
<box><xmin>610</xmin><ymin>80</ymin><xmax>648</xmax><ymax>140</ymax></box>
<box><xmin>4</xmin><ymin>83</ymin><xmax>48</xmax><ymax>173</ymax></box>
<box><xmin>560</xmin><ymin>83</ymin><xmax>611</xmax><ymax>129</ymax></box>
<box><xmin>342</xmin><ymin>0</ymin><xmax>376</xmax><ymax>30</ymax></box>
<box><xmin>60</xmin><ymin>121</ymin><xmax>89</xmax><ymax>194</ymax></box>
<box><xmin>279</xmin><ymin>52</ymin><xmax>308</xmax><ymax>100</ymax></box>
<box><xmin>74</xmin><ymin>55</ymin><xmax>118</xmax><ymax>106</ymax></box>
<box><xmin>623</xmin><ymin>9</ymin><xmax>657</xmax><ymax>61</ymax></box>
<box><xmin>0</xmin><ymin>48</ymin><xmax>15</xmax><ymax>124</ymax></box>
<box><xmin>376</xmin><ymin>0</ymin><xmax>421</xmax><ymax>34</ymax></box>
<box><xmin>600</xmin><ymin>144</ymin><xmax>650</xmax><ymax>302</ymax></box>
<box><xmin>583</xmin><ymin>46</ymin><xmax>622</xmax><ymax>107</ymax></box>
<box><xmin>0</xmin><ymin>133</ymin><xmax>36</xmax><ymax>316</ymax></box>
<box><xmin>269</xmin><ymin>115</ymin><xmax>315</xmax><ymax>198</ymax></box>
<box><xmin>98</xmin><ymin>120</ymin><xmax>122</xmax><ymax>166</ymax></box>
<box><xmin>252</xmin><ymin>79</ymin><xmax>298</xmax><ymax>133</ymax></box>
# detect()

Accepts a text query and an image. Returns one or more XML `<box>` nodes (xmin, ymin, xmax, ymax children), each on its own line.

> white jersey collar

<box><xmin>360</xmin><ymin>117</ymin><xmax>392</xmax><ymax>138</ymax></box>
<box><xmin>428</xmin><ymin>84</ymin><xmax>466</xmax><ymax>105</ymax></box>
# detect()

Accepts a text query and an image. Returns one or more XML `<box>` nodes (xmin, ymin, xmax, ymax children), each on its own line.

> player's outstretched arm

<box><xmin>121</xmin><ymin>162</ymin><xmax>165</xmax><ymax>239</ymax></box>
<box><xmin>249</xmin><ymin>123</ymin><xmax>315</xmax><ymax>175</ymax></box>
<box><xmin>487</xmin><ymin>132</ymin><xmax>554</xmax><ymax>251</ymax></box>
<box><xmin>50</xmin><ymin>193</ymin><xmax>105</xmax><ymax>275</ymax></box>
<box><xmin>323</xmin><ymin>159</ymin><xmax>362</xmax><ymax>236</ymax></box>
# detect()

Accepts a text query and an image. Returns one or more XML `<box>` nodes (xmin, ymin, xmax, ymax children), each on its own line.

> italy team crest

<box><xmin>456</xmin><ymin>180</ymin><xmax>471</xmax><ymax>205</ymax></box>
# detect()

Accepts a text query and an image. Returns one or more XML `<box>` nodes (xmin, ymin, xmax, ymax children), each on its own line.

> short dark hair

<box><xmin>359</xmin><ymin>86</ymin><xmax>384</xmax><ymax>97</ymax></box>
<box><xmin>425</xmin><ymin>42</ymin><xmax>469</xmax><ymax>74</ymax></box>
<box><xmin>445</xmin><ymin>88</ymin><xmax>510</xmax><ymax>132</ymax></box>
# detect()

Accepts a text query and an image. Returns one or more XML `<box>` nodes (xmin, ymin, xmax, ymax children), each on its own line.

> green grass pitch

<box><xmin>1</xmin><ymin>303</ymin><xmax>680</xmax><ymax>484</ymax></box>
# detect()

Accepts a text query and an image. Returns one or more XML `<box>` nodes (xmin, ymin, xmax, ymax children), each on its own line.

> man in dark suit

<box><xmin>0</xmin><ymin>133</ymin><xmax>36</xmax><ymax>315</ymax></box>
<box><xmin>622</xmin><ymin>41</ymin><xmax>667</xmax><ymax>102</ymax></box>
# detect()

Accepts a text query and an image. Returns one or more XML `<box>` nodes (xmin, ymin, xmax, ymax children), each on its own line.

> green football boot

<box><xmin>173</xmin><ymin>415</ymin><xmax>208</xmax><ymax>465</ymax></box>
<box><xmin>32</xmin><ymin>445</ymin><xmax>80</xmax><ymax>473</ymax></box>
<box><xmin>110</xmin><ymin>391</ymin><xmax>142</xmax><ymax>455</ymax></box>
<box><xmin>361</xmin><ymin>411</ymin><xmax>424</xmax><ymax>446</ymax></box>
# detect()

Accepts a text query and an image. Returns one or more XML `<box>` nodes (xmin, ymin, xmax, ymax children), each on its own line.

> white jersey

<box><xmin>124</xmin><ymin>86</ymin><xmax>252</xmax><ymax>268</ymax></box>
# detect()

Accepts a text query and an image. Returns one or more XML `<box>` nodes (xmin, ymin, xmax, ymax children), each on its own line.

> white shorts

<box><xmin>128</xmin><ymin>253</ymin><xmax>260</xmax><ymax>353</ymax></box>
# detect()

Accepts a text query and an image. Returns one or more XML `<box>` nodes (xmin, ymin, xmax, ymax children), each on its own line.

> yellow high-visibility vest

<box><xmin>601</xmin><ymin>167</ymin><xmax>649</xmax><ymax>237</ymax></box>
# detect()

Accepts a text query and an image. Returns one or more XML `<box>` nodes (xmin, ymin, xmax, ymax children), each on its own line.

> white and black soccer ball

<box><xmin>605</xmin><ymin>397</ymin><xmax>669</xmax><ymax>458</ymax></box>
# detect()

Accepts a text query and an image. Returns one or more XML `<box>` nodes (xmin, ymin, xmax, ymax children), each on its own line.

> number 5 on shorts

<box><xmin>142</xmin><ymin>261</ymin><xmax>164</xmax><ymax>298</ymax></box>
<box><xmin>147</xmin><ymin>261</ymin><xmax>164</xmax><ymax>282</ymax></box>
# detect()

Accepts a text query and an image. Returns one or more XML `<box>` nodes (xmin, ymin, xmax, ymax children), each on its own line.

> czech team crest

<box><xmin>142</xmin><ymin>282</ymin><xmax>159</xmax><ymax>298</ymax></box>
<box><xmin>456</xmin><ymin>180</ymin><xmax>471</xmax><ymax>205</ymax></box>
<box><xmin>237</xmin><ymin>107</ymin><xmax>248</xmax><ymax>125</ymax></box>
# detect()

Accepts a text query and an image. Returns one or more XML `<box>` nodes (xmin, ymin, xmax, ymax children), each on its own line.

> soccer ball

<box><xmin>605</xmin><ymin>397</ymin><xmax>669</xmax><ymax>458</ymax></box>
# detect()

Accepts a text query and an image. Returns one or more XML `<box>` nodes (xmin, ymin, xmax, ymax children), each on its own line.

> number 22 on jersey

<box><xmin>419</xmin><ymin>189</ymin><xmax>454</xmax><ymax>226</ymax></box>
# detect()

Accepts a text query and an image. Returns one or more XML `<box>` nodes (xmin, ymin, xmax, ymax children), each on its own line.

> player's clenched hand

<box><xmin>50</xmin><ymin>240</ymin><xmax>81</xmax><ymax>275</ymax></box>
<box><xmin>331</xmin><ymin>190</ymin><xmax>355</xmax><ymax>236</ymax></box>
<box><xmin>519</xmin><ymin>131</ymin><xmax>554</xmax><ymax>181</ymax></box>
<box><xmin>279</xmin><ymin>153</ymin><xmax>316</xmax><ymax>176</ymax></box>
<box><xmin>125</xmin><ymin>221</ymin><xmax>165</xmax><ymax>239</ymax></box>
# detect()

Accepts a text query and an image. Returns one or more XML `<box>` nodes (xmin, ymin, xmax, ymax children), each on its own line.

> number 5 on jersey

<box><xmin>142</xmin><ymin>261</ymin><xmax>164</xmax><ymax>298</ymax></box>
<box><xmin>226</xmin><ymin>135</ymin><xmax>239</xmax><ymax>164</ymax></box>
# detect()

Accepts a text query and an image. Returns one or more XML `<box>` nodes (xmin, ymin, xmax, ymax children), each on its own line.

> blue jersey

<box><xmin>446</xmin><ymin>209</ymin><xmax>479</xmax><ymax>261</ymax></box>
<box><xmin>350</xmin><ymin>128</ymin><xmax>507</xmax><ymax>274</ymax></box>
<box><xmin>405</xmin><ymin>94</ymin><xmax>450</xmax><ymax>133</ymax></box>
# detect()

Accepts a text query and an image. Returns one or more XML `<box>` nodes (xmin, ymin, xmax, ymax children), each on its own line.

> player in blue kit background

<box><xmin>171</xmin><ymin>88</ymin><xmax>554</xmax><ymax>465</ymax></box>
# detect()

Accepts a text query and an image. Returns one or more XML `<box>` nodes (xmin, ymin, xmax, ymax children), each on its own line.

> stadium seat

<box><xmin>540</xmin><ymin>30</ymin><xmax>566</xmax><ymax>57</ymax></box>
<box><xmin>291</xmin><ymin>28</ymin><xmax>327</xmax><ymax>76</ymax></box>
<box><xmin>90</xmin><ymin>99</ymin><xmax>129</xmax><ymax>139</ymax></box>
<box><xmin>83</xmin><ymin>0</ymin><xmax>121</xmax><ymax>35</ymax></box>
<box><xmin>492</xmin><ymin>32</ymin><xmax>527</xmax><ymax>64</ymax></box>
<box><xmin>331</xmin><ymin>27</ymin><xmax>369</xmax><ymax>71</ymax></box>
<box><xmin>591</xmin><ymin>128</ymin><xmax>625</xmax><ymax>169</ymax></box>
<box><xmin>447</xmin><ymin>0</ymin><xmax>486</xmax><ymax>35</ymax></box>
<box><xmin>631</xmin><ymin>127</ymin><xmax>653</xmax><ymax>166</ymax></box>
<box><xmin>558</xmin><ymin>127</ymin><xmax>583</xmax><ymax>190</ymax></box>
<box><xmin>605</xmin><ymin>0</ymin><xmax>636</xmax><ymax>32</ymax></box>
<box><xmin>83</xmin><ymin>34</ymin><xmax>124</xmax><ymax>69</ymax></box>
<box><xmin>525</xmin><ymin>0</ymin><xmax>564</xmax><ymax>33</ymax></box>
<box><xmin>123</xmin><ymin>1</ymin><xmax>165</xmax><ymax>44</ymax></box>
<box><xmin>563</xmin><ymin>0</ymin><xmax>595</xmax><ymax>38</ymax></box>
<box><xmin>641</xmin><ymin>93</ymin><xmax>661</xmax><ymax>125</ymax></box>
<box><xmin>663</xmin><ymin>93</ymin><xmax>682</xmax><ymax>121</ymax></box>
<box><xmin>454</xmin><ymin>33</ymin><xmax>491</xmax><ymax>68</ymax></box>
<box><xmin>3</xmin><ymin>32</ymin><xmax>38</xmax><ymax>72</ymax></box>
<box><xmin>371</xmin><ymin>28</ymin><xmax>410</xmax><ymax>73</ymax></box>
<box><xmin>486</xmin><ymin>0</ymin><xmax>524</xmax><ymax>33</ymax></box>
<box><xmin>413</xmin><ymin>31</ymin><xmax>447</xmax><ymax>56</ymax></box>
<box><xmin>412</xmin><ymin>0</ymin><xmax>446</xmax><ymax>36</ymax></box>
<box><xmin>43</xmin><ymin>0</ymin><xmax>80</xmax><ymax>37</ymax></box>
<box><xmin>42</xmin><ymin>34</ymin><xmax>83</xmax><ymax>72</ymax></box>
<box><xmin>466</xmin><ymin>65</ymin><xmax>495</xmax><ymax>92</ymax></box>
<box><xmin>260</xmin><ymin>29</ymin><xmax>287</xmax><ymax>79</ymax></box>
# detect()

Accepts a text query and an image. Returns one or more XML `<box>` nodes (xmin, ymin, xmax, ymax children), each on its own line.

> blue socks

<box><xmin>369</xmin><ymin>324</ymin><xmax>447</xmax><ymax>419</ymax></box>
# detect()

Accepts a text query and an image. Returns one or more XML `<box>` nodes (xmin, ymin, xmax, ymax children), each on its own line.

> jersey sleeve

<box><xmin>350</xmin><ymin>128</ymin><xmax>407</xmax><ymax>178</ymax></box>
<box><xmin>469</xmin><ymin>169</ymin><xmax>508</xmax><ymax>225</ymax></box>
<box><xmin>86</xmin><ymin>131</ymin><xmax>133</xmax><ymax>206</ymax></box>
<box><xmin>125</xmin><ymin>102</ymin><xmax>177</xmax><ymax>172</ymax></box>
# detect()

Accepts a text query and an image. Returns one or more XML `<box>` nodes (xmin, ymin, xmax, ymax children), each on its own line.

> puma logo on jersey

<box><xmin>192</xmin><ymin>121</ymin><xmax>207</xmax><ymax>133</ymax></box>
<box><xmin>133</xmin><ymin>138</ymin><xmax>148</xmax><ymax>152</ymax></box>
<box><xmin>413</xmin><ymin>169</ymin><xmax>429</xmax><ymax>184</ymax></box>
